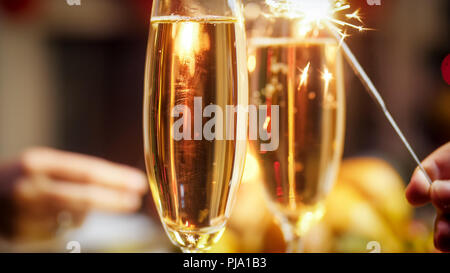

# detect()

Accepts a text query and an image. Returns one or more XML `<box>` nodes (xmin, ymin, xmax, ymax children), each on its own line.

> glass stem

<box><xmin>181</xmin><ymin>247</ymin><xmax>204</xmax><ymax>253</ymax></box>
<box><xmin>285</xmin><ymin>229</ymin><xmax>303</xmax><ymax>253</ymax></box>
<box><xmin>280</xmin><ymin>220</ymin><xmax>304</xmax><ymax>253</ymax></box>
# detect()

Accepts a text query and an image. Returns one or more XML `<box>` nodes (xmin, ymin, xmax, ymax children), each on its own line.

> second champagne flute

<box><xmin>245</xmin><ymin>1</ymin><xmax>346</xmax><ymax>252</ymax></box>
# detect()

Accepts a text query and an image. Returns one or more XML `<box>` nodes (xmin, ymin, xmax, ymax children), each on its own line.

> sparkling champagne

<box><xmin>144</xmin><ymin>16</ymin><xmax>247</xmax><ymax>251</ymax></box>
<box><xmin>248</xmin><ymin>37</ymin><xmax>345</xmax><ymax>233</ymax></box>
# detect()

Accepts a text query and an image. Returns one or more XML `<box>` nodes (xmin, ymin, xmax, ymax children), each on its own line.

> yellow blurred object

<box><xmin>323</xmin><ymin>182</ymin><xmax>403</xmax><ymax>252</ymax></box>
<box><xmin>210</xmin><ymin>156</ymin><xmax>431</xmax><ymax>253</ymax></box>
<box><xmin>228</xmin><ymin>162</ymin><xmax>272</xmax><ymax>252</ymax></box>
<box><xmin>207</xmin><ymin>230</ymin><xmax>240</xmax><ymax>253</ymax></box>
<box><xmin>338</xmin><ymin>158</ymin><xmax>412</xmax><ymax>234</ymax></box>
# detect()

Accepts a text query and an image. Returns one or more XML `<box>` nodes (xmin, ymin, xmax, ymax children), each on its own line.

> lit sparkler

<box><xmin>264</xmin><ymin>0</ymin><xmax>433</xmax><ymax>184</ymax></box>
<box><xmin>321</xmin><ymin>67</ymin><xmax>333</xmax><ymax>86</ymax></box>
<box><xmin>321</xmin><ymin>66</ymin><xmax>333</xmax><ymax>100</ymax></box>
<box><xmin>265</xmin><ymin>0</ymin><xmax>368</xmax><ymax>37</ymax></box>
<box><xmin>298</xmin><ymin>62</ymin><xmax>310</xmax><ymax>88</ymax></box>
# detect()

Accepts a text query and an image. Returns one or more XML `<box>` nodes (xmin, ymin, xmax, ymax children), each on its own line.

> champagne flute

<box><xmin>143</xmin><ymin>0</ymin><xmax>248</xmax><ymax>253</ymax></box>
<box><xmin>245</xmin><ymin>2</ymin><xmax>346</xmax><ymax>252</ymax></box>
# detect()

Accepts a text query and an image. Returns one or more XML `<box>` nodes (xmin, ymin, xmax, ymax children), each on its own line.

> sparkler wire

<box><xmin>330</xmin><ymin>30</ymin><xmax>433</xmax><ymax>184</ymax></box>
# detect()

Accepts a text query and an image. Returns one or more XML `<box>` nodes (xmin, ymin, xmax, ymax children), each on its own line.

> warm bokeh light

<box><xmin>247</xmin><ymin>54</ymin><xmax>257</xmax><ymax>73</ymax></box>
<box><xmin>242</xmin><ymin>152</ymin><xmax>260</xmax><ymax>183</ymax></box>
<box><xmin>174</xmin><ymin>21</ymin><xmax>210</xmax><ymax>76</ymax></box>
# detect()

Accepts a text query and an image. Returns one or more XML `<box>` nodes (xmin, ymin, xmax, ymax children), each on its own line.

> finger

<box><xmin>30</xmin><ymin>176</ymin><xmax>144</xmax><ymax>213</ymax></box>
<box><xmin>21</xmin><ymin>147</ymin><xmax>147</xmax><ymax>193</ymax></box>
<box><xmin>406</xmin><ymin>142</ymin><xmax>450</xmax><ymax>206</ymax></box>
<box><xmin>434</xmin><ymin>213</ymin><xmax>450</xmax><ymax>252</ymax></box>
<box><xmin>422</xmin><ymin>142</ymin><xmax>450</xmax><ymax>180</ymax></box>
<box><xmin>406</xmin><ymin>168</ymin><xmax>431</xmax><ymax>206</ymax></box>
<box><xmin>431</xmin><ymin>180</ymin><xmax>450</xmax><ymax>213</ymax></box>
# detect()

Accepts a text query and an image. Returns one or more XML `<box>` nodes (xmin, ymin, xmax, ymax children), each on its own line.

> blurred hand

<box><xmin>406</xmin><ymin>142</ymin><xmax>450</xmax><ymax>252</ymax></box>
<box><xmin>0</xmin><ymin>147</ymin><xmax>147</xmax><ymax>241</ymax></box>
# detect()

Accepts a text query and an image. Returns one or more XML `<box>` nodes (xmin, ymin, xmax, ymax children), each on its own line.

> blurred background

<box><xmin>0</xmin><ymin>0</ymin><xmax>449</xmax><ymax>252</ymax></box>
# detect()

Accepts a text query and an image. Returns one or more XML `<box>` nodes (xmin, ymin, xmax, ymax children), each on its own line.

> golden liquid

<box><xmin>144</xmin><ymin>16</ymin><xmax>248</xmax><ymax>251</ymax></box>
<box><xmin>248</xmin><ymin>37</ymin><xmax>345</xmax><ymax>234</ymax></box>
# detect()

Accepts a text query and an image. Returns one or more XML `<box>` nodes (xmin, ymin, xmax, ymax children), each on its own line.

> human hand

<box><xmin>406</xmin><ymin>142</ymin><xmax>450</xmax><ymax>252</ymax></box>
<box><xmin>0</xmin><ymin>147</ymin><xmax>147</xmax><ymax>241</ymax></box>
